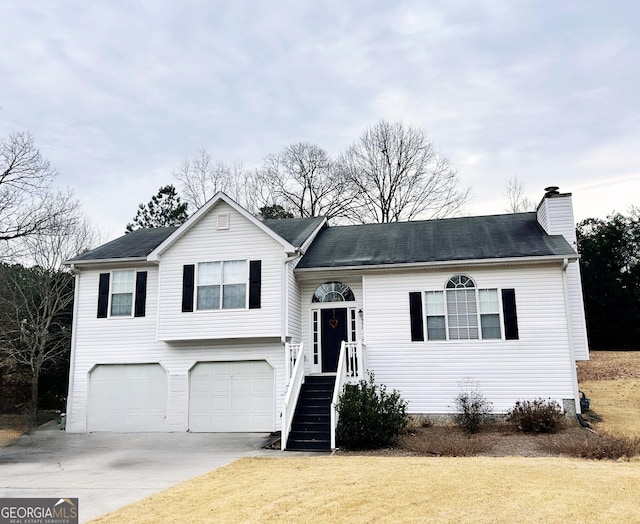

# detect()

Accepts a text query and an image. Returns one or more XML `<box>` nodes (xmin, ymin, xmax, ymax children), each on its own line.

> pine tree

<box><xmin>259</xmin><ymin>204</ymin><xmax>294</xmax><ymax>220</ymax></box>
<box><xmin>125</xmin><ymin>185</ymin><xmax>188</xmax><ymax>233</ymax></box>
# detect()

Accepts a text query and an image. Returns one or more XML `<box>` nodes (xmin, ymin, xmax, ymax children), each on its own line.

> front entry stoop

<box><xmin>286</xmin><ymin>375</ymin><xmax>335</xmax><ymax>451</ymax></box>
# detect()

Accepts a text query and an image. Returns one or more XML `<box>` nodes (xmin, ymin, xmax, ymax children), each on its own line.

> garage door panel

<box><xmin>88</xmin><ymin>364</ymin><xmax>167</xmax><ymax>432</ymax></box>
<box><xmin>189</xmin><ymin>361</ymin><xmax>274</xmax><ymax>432</ymax></box>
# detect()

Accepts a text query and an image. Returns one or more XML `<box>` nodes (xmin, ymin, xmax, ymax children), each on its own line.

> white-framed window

<box><xmin>196</xmin><ymin>260</ymin><xmax>247</xmax><ymax>310</ymax></box>
<box><xmin>423</xmin><ymin>275</ymin><xmax>502</xmax><ymax>341</ymax></box>
<box><xmin>425</xmin><ymin>291</ymin><xmax>446</xmax><ymax>340</ymax></box>
<box><xmin>110</xmin><ymin>270</ymin><xmax>135</xmax><ymax>317</ymax></box>
<box><xmin>478</xmin><ymin>289</ymin><xmax>501</xmax><ymax>339</ymax></box>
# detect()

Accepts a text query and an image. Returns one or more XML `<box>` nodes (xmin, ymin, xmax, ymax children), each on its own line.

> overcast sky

<box><xmin>1</xmin><ymin>1</ymin><xmax>638</xmax><ymax>241</ymax></box>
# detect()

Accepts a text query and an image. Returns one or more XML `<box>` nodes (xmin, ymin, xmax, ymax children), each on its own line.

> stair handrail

<box><xmin>281</xmin><ymin>342</ymin><xmax>305</xmax><ymax>450</ymax></box>
<box><xmin>330</xmin><ymin>340</ymin><xmax>349</xmax><ymax>450</ymax></box>
<box><xmin>358</xmin><ymin>340</ymin><xmax>367</xmax><ymax>380</ymax></box>
<box><xmin>285</xmin><ymin>342</ymin><xmax>302</xmax><ymax>381</ymax></box>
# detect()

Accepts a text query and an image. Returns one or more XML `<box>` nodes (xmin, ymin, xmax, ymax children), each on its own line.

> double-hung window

<box><xmin>97</xmin><ymin>269</ymin><xmax>147</xmax><ymax>318</ymax></box>
<box><xmin>478</xmin><ymin>289</ymin><xmax>501</xmax><ymax>339</ymax></box>
<box><xmin>110</xmin><ymin>270</ymin><xmax>135</xmax><ymax>316</ymax></box>
<box><xmin>196</xmin><ymin>260</ymin><xmax>247</xmax><ymax>310</ymax></box>
<box><xmin>425</xmin><ymin>291</ymin><xmax>446</xmax><ymax>340</ymax></box>
<box><xmin>410</xmin><ymin>274</ymin><xmax>515</xmax><ymax>342</ymax></box>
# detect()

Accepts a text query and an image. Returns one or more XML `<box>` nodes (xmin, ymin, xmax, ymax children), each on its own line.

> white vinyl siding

<box><xmin>66</xmin><ymin>265</ymin><xmax>285</xmax><ymax>433</ymax></box>
<box><xmin>286</xmin><ymin>256</ymin><xmax>303</xmax><ymax>343</ymax></box>
<box><xmin>566</xmin><ymin>261</ymin><xmax>589</xmax><ymax>360</ymax></box>
<box><xmin>537</xmin><ymin>194</ymin><xmax>589</xmax><ymax>360</ymax></box>
<box><xmin>156</xmin><ymin>202</ymin><xmax>284</xmax><ymax>341</ymax></box>
<box><xmin>361</xmin><ymin>265</ymin><xmax>578</xmax><ymax>414</ymax></box>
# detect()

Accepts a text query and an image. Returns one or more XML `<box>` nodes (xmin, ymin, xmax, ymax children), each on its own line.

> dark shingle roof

<box><xmin>68</xmin><ymin>212</ymin><xmax>573</xmax><ymax>268</ymax></box>
<box><xmin>262</xmin><ymin>217</ymin><xmax>325</xmax><ymax>248</ymax></box>
<box><xmin>67</xmin><ymin>216</ymin><xmax>325</xmax><ymax>263</ymax></box>
<box><xmin>68</xmin><ymin>227</ymin><xmax>177</xmax><ymax>262</ymax></box>
<box><xmin>296</xmin><ymin>212</ymin><xmax>576</xmax><ymax>269</ymax></box>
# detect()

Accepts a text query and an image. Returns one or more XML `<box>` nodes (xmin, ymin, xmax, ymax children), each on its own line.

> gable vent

<box><xmin>217</xmin><ymin>213</ymin><xmax>230</xmax><ymax>230</ymax></box>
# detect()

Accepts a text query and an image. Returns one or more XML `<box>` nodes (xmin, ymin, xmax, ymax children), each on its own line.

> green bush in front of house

<box><xmin>336</xmin><ymin>372</ymin><xmax>408</xmax><ymax>449</ymax></box>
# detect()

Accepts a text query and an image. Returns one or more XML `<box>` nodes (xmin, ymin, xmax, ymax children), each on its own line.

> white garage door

<box><xmin>189</xmin><ymin>361</ymin><xmax>274</xmax><ymax>432</ymax></box>
<box><xmin>88</xmin><ymin>364</ymin><xmax>167</xmax><ymax>431</ymax></box>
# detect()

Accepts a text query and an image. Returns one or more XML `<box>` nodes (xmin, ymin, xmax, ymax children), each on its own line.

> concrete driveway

<box><xmin>0</xmin><ymin>423</ymin><xmax>273</xmax><ymax>523</ymax></box>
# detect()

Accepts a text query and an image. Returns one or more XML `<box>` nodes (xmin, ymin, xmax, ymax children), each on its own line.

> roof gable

<box><xmin>66</xmin><ymin>194</ymin><xmax>326</xmax><ymax>264</ymax></box>
<box><xmin>297</xmin><ymin>212</ymin><xmax>576</xmax><ymax>269</ymax></box>
<box><xmin>148</xmin><ymin>192</ymin><xmax>298</xmax><ymax>261</ymax></box>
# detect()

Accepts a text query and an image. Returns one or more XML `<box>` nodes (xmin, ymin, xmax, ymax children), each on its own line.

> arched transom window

<box><xmin>446</xmin><ymin>274</ymin><xmax>475</xmax><ymax>289</ymax></box>
<box><xmin>312</xmin><ymin>281</ymin><xmax>355</xmax><ymax>303</ymax></box>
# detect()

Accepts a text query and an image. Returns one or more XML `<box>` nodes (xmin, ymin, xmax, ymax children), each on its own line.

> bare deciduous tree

<box><xmin>0</xmin><ymin>132</ymin><xmax>78</xmax><ymax>244</ymax></box>
<box><xmin>339</xmin><ymin>120</ymin><xmax>469</xmax><ymax>223</ymax></box>
<box><xmin>173</xmin><ymin>148</ymin><xmax>250</xmax><ymax>210</ymax></box>
<box><xmin>0</xmin><ymin>215</ymin><xmax>98</xmax><ymax>428</ymax></box>
<box><xmin>504</xmin><ymin>175</ymin><xmax>534</xmax><ymax>213</ymax></box>
<box><xmin>257</xmin><ymin>142</ymin><xmax>357</xmax><ymax>220</ymax></box>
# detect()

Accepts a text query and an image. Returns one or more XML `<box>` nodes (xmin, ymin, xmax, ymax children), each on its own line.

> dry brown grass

<box><xmin>399</xmin><ymin>425</ymin><xmax>490</xmax><ymax>456</ymax></box>
<box><xmin>578</xmin><ymin>350</ymin><xmax>640</xmax><ymax>381</ymax></box>
<box><xmin>541</xmin><ymin>429</ymin><xmax>640</xmax><ymax>460</ymax></box>
<box><xmin>580</xmin><ymin>379</ymin><xmax>640</xmax><ymax>436</ymax></box>
<box><xmin>578</xmin><ymin>350</ymin><xmax>640</xmax><ymax>437</ymax></box>
<box><xmin>0</xmin><ymin>414</ymin><xmax>28</xmax><ymax>447</ymax></box>
<box><xmin>91</xmin><ymin>455</ymin><xmax>640</xmax><ymax>524</ymax></box>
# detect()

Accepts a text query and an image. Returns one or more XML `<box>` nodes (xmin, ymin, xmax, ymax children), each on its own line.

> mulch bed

<box><xmin>336</xmin><ymin>421</ymin><xmax>611</xmax><ymax>459</ymax></box>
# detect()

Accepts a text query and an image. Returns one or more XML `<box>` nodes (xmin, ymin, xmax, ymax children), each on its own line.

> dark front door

<box><xmin>321</xmin><ymin>308</ymin><xmax>348</xmax><ymax>372</ymax></box>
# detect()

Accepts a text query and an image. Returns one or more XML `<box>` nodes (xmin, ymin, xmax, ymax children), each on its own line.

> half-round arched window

<box><xmin>446</xmin><ymin>274</ymin><xmax>475</xmax><ymax>289</ymax></box>
<box><xmin>312</xmin><ymin>281</ymin><xmax>355</xmax><ymax>303</ymax></box>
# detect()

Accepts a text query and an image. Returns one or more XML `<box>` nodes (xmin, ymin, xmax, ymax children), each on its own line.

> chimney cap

<box><xmin>544</xmin><ymin>186</ymin><xmax>560</xmax><ymax>196</ymax></box>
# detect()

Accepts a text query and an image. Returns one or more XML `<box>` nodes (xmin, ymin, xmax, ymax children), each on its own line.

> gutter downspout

<box><xmin>561</xmin><ymin>258</ymin><xmax>581</xmax><ymax>416</ymax></box>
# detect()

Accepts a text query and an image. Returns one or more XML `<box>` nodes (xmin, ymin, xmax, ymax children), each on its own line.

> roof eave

<box><xmin>63</xmin><ymin>257</ymin><xmax>153</xmax><ymax>268</ymax></box>
<box><xmin>295</xmin><ymin>253</ymin><xmax>579</xmax><ymax>273</ymax></box>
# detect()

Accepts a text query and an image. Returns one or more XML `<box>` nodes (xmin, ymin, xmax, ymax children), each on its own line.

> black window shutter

<box><xmin>409</xmin><ymin>292</ymin><xmax>424</xmax><ymax>341</ymax></box>
<box><xmin>182</xmin><ymin>264</ymin><xmax>195</xmax><ymax>312</ymax></box>
<box><xmin>249</xmin><ymin>260</ymin><xmax>262</xmax><ymax>309</ymax></box>
<box><xmin>134</xmin><ymin>271</ymin><xmax>148</xmax><ymax>317</ymax></box>
<box><xmin>97</xmin><ymin>273</ymin><xmax>110</xmax><ymax>318</ymax></box>
<box><xmin>502</xmin><ymin>288</ymin><xmax>519</xmax><ymax>340</ymax></box>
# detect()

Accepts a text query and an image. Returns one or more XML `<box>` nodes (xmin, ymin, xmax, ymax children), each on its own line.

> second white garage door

<box><xmin>188</xmin><ymin>360</ymin><xmax>274</xmax><ymax>432</ymax></box>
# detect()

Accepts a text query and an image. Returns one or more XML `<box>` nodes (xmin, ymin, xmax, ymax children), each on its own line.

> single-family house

<box><xmin>64</xmin><ymin>187</ymin><xmax>588</xmax><ymax>450</ymax></box>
